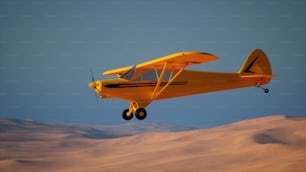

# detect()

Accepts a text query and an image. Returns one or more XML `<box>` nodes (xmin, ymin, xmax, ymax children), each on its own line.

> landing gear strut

<box><xmin>256</xmin><ymin>85</ymin><xmax>269</xmax><ymax>93</ymax></box>
<box><xmin>121</xmin><ymin>108</ymin><xmax>147</xmax><ymax>120</ymax></box>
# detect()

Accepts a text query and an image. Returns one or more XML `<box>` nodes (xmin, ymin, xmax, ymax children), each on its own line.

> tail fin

<box><xmin>238</xmin><ymin>49</ymin><xmax>272</xmax><ymax>76</ymax></box>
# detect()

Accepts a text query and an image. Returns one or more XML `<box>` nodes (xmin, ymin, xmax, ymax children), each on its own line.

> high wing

<box><xmin>103</xmin><ymin>51</ymin><xmax>219</xmax><ymax>76</ymax></box>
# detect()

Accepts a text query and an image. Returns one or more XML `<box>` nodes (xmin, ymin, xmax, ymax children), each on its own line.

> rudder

<box><xmin>238</xmin><ymin>49</ymin><xmax>272</xmax><ymax>76</ymax></box>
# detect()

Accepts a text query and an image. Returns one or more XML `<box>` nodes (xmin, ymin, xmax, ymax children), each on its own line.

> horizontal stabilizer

<box><xmin>240</xmin><ymin>74</ymin><xmax>278</xmax><ymax>78</ymax></box>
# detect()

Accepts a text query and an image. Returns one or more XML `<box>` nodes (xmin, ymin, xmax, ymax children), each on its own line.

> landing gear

<box><xmin>135</xmin><ymin>108</ymin><xmax>147</xmax><ymax>120</ymax></box>
<box><xmin>121</xmin><ymin>108</ymin><xmax>147</xmax><ymax>120</ymax></box>
<box><xmin>122</xmin><ymin>109</ymin><xmax>133</xmax><ymax>120</ymax></box>
<box><xmin>256</xmin><ymin>84</ymin><xmax>269</xmax><ymax>94</ymax></box>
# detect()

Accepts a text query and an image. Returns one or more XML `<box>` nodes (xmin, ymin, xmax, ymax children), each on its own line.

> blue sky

<box><xmin>1</xmin><ymin>0</ymin><xmax>306</xmax><ymax>127</ymax></box>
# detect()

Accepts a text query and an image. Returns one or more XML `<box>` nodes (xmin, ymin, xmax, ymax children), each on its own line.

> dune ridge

<box><xmin>1</xmin><ymin>115</ymin><xmax>306</xmax><ymax>172</ymax></box>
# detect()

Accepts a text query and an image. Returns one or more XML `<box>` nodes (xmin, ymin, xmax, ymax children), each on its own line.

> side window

<box><xmin>142</xmin><ymin>70</ymin><xmax>157</xmax><ymax>80</ymax></box>
<box><xmin>134</xmin><ymin>69</ymin><xmax>157</xmax><ymax>81</ymax></box>
<box><xmin>133</xmin><ymin>69</ymin><xmax>173</xmax><ymax>82</ymax></box>
<box><xmin>162</xmin><ymin>70</ymin><xmax>173</xmax><ymax>81</ymax></box>
<box><xmin>156</xmin><ymin>70</ymin><xmax>173</xmax><ymax>81</ymax></box>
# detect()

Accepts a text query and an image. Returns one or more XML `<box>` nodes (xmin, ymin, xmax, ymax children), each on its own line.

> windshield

<box><xmin>120</xmin><ymin>65</ymin><xmax>136</xmax><ymax>80</ymax></box>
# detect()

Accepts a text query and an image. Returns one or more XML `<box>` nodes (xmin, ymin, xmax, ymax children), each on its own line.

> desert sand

<box><xmin>1</xmin><ymin>115</ymin><xmax>306</xmax><ymax>172</ymax></box>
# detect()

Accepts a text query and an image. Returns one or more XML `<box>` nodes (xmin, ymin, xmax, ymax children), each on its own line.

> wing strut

<box><xmin>151</xmin><ymin>63</ymin><xmax>168</xmax><ymax>99</ymax></box>
<box><xmin>154</xmin><ymin>69</ymin><xmax>183</xmax><ymax>99</ymax></box>
<box><xmin>151</xmin><ymin>64</ymin><xmax>184</xmax><ymax>100</ymax></box>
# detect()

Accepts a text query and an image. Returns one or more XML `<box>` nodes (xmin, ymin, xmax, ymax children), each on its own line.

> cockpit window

<box><xmin>133</xmin><ymin>69</ymin><xmax>173</xmax><ymax>82</ymax></box>
<box><xmin>157</xmin><ymin>70</ymin><xmax>173</xmax><ymax>81</ymax></box>
<box><xmin>120</xmin><ymin>66</ymin><xmax>174</xmax><ymax>82</ymax></box>
<box><xmin>137</xmin><ymin>70</ymin><xmax>156</xmax><ymax>81</ymax></box>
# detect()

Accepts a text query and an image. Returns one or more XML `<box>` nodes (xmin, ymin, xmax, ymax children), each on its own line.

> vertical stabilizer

<box><xmin>238</xmin><ymin>49</ymin><xmax>272</xmax><ymax>76</ymax></box>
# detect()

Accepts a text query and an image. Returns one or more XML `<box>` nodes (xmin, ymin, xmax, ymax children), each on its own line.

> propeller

<box><xmin>90</xmin><ymin>68</ymin><xmax>95</xmax><ymax>82</ymax></box>
<box><xmin>89</xmin><ymin>68</ymin><xmax>99</xmax><ymax>103</ymax></box>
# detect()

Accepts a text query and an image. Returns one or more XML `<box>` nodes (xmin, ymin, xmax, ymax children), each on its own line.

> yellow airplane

<box><xmin>88</xmin><ymin>49</ymin><xmax>277</xmax><ymax>120</ymax></box>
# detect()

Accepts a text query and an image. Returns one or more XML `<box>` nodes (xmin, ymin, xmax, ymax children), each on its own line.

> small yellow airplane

<box><xmin>89</xmin><ymin>49</ymin><xmax>277</xmax><ymax>120</ymax></box>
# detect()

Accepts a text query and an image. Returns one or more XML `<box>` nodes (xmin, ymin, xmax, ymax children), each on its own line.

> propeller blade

<box><xmin>90</xmin><ymin>68</ymin><xmax>95</xmax><ymax>82</ymax></box>
<box><xmin>90</xmin><ymin>68</ymin><xmax>98</xmax><ymax>103</ymax></box>
<box><xmin>95</xmin><ymin>94</ymin><xmax>99</xmax><ymax>103</ymax></box>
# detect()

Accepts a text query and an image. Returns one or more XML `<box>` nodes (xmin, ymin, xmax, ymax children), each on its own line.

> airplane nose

<box><xmin>88</xmin><ymin>82</ymin><xmax>96</xmax><ymax>89</ymax></box>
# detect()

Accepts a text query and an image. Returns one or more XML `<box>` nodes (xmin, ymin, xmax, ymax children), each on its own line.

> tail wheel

<box><xmin>122</xmin><ymin>109</ymin><xmax>133</xmax><ymax>120</ymax></box>
<box><xmin>256</xmin><ymin>84</ymin><xmax>270</xmax><ymax>94</ymax></box>
<box><xmin>135</xmin><ymin>108</ymin><xmax>147</xmax><ymax>120</ymax></box>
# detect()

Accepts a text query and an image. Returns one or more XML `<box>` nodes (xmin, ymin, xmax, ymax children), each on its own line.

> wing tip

<box><xmin>178</xmin><ymin>51</ymin><xmax>219</xmax><ymax>58</ymax></box>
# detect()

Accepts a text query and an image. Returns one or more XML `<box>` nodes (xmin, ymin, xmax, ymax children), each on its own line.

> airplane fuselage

<box><xmin>98</xmin><ymin>69</ymin><xmax>271</xmax><ymax>102</ymax></box>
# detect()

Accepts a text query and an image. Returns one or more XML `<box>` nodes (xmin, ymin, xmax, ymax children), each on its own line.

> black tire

<box><xmin>122</xmin><ymin>109</ymin><xmax>133</xmax><ymax>120</ymax></box>
<box><xmin>135</xmin><ymin>108</ymin><xmax>147</xmax><ymax>120</ymax></box>
<box><xmin>264</xmin><ymin>88</ymin><xmax>269</xmax><ymax>93</ymax></box>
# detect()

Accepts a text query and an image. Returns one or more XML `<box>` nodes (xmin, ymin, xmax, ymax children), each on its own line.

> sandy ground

<box><xmin>1</xmin><ymin>115</ymin><xmax>306</xmax><ymax>172</ymax></box>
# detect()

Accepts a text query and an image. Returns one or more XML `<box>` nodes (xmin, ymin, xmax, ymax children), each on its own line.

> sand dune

<box><xmin>1</xmin><ymin>115</ymin><xmax>306</xmax><ymax>172</ymax></box>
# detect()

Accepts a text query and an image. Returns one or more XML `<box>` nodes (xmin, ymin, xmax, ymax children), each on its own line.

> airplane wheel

<box><xmin>264</xmin><ymin>88</ymin><xmax>269</xmax><ymax>93</ymax></box>
<box><xmin>122</xmin><ymin>109</ymin><xmax>133</xmax><ymax>120</ymax></box>
<box><xmin>135</xmin><ymin>108</ymin><xmax>147</xmax><ymax>120</ymax></box>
